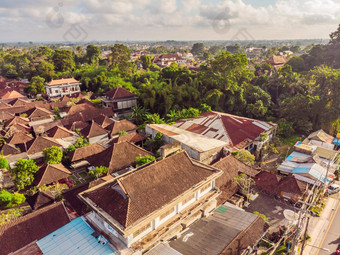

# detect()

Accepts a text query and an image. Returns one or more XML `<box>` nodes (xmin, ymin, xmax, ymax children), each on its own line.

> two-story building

<box><xmin>102</xmin><ymin>86</ymin><xmax>137</xmax><ymax>115</ymax></box>
<box><xmin>45</xmin><ymin>78</ymin><xmax>81</xmax><ymax>98</ymax></box>
<box><xmin>79</xmin><ymin>151</ymin><xmax>222</xmax><ymax>254</ymax></box>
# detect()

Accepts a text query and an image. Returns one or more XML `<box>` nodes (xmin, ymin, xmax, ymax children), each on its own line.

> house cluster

<box><xmin>1</xmin><ymin>77</ymin><xmax>338</xmax><ymax>255</ymax></box>
<box><xmin>278</xmin><ymin>130</ymin><xmax>340</xmax><ymax>188</ymax></box>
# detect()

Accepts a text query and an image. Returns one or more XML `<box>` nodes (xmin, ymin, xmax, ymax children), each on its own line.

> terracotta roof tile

<box><xmin>46</xmin><ymin>78</ymin><xmax>80</xmax><ymax>86</ymax></box>
<box><xmin>46</xmin><ymin>125</ymin><xmax>73</xmax><ymax>139</ymax></box>
<box><xmin>0</xmin><ymin>143</ymin><xmax>20</xmax><ymax>156</ymax></box>
<box><xmin>0</xmin><ymin>202</ymin><xmax>70</xmax><ymax>255</ymax></box>
<box><xmin>103</xmin><ymin>86</ymin><xmax>135</xmax><ymax>99</ymax></box>
<box><xmin>86</xmin><ymin>141</ymin><xmax>153</xmax><ymax>174</ymax></box>
<box><xmin>105</xmin><ymin>119</ymin><xmax>137</xmax><ymax>137</ymax></box>
<box><xmin>1</xmin><ymin>90</ymin><xmax>25</xmax><ymax>99</ymax></box>
<box><xmin>6</xmin><ymin>132</ymin><xmax>34</xmax><ymax>145</ymax></box>
<box><xmin>110</xmin><ymin>132</ymin><xmax>146</xmax><ymax>145</ymax></box>
<box><xmin>21</xmin><ymin>136</ymin><xmax>61</xmax><ymax>155</ymax></box>
<box><xmin>26</xmin><ymin>191</ymin><xmax>55</xmax><ymax>210</ymax></box>
<box><xmin>254</xmin><ymin>171</ymin><xmax>280</xmax><ymax>196</ymax></box>
<box><xmin>33</xmin><ymin>163</ymin><xmax>72</xmax><ymax>186</ymax></box>
<box><xmin>68</xmin><ymin>143</ymin><xmax>106</xmax><ymax>162</ymax></box>
<box><xmin>4</xmin><ymin>116</ymin><xmax>29</xmax><ymax>128</ymax></box>
<box><xmin>93</xmin><ymin>114</ymin><xmax>115</xmax><ymax>128</ymax></box>
<box><xmin>80</xmin><ymin>121</ymin><xmax>108</xmax><ymax>138</ymax></box>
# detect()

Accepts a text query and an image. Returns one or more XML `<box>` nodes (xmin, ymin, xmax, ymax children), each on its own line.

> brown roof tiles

<box><xmin>68</xmin><ymin>143</ymin><xmax>106</xmax><ymax>162</ymax></box>
<box><xmin>104</xmin><ymin>86</ymin><xmax>135</xmax><ymax>99</ymax></box>
<box><xmin>105</xmin><ymin>119</ymin><xmax>137</xmax><ymax>137</ymax></box>
<box><xmin>80</xmin><ymin>120</ymin><xmax>108</xmax><ymax>138</ymax></box>
<box><xmin>33</xmin><ymin>164</ymin><xmax>72</xmax><ymax>186</ymax></box>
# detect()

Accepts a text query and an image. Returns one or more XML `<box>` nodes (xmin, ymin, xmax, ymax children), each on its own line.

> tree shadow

<box><xmin>329</xmin><ymin>236</ymin><xmax>340</xmax><ymax>245</ymax></box>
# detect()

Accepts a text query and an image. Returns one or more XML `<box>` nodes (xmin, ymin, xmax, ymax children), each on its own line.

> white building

<box><xmin>45</xmin><ymin>78</ymin><xmax>81</xmax><ymax>98</ymax></box>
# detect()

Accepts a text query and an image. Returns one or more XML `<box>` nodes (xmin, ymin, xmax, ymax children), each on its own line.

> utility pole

<box><xmin>300</xmin><ymin>216</ymin><xmax>310</xmax><ymax>255</ymax></box>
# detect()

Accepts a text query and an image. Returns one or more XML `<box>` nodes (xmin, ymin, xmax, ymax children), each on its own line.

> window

<box><xmin>133</xmin><ymin>222</ymin><xmax>151</xmax><ymax>238</ymax></box>
<box><xmin>200</xmin><ymin>183</ymin><xmax>211</xmax><ymax>194</ymax></box>
<box><xmin>160</xmin><ymin>207</ymin><xmax>175</xmax><ymax>221</ymax></box>
<box><xmin>182</xmin><ymin>194</ymin><xmax>195</xmax><ymax>205</ymax></box>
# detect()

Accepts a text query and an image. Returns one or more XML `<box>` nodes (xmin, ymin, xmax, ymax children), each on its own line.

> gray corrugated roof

<box><xmin>169</xmin><ymin>205</ymin><xmax>258</xmax><ymax>255</ymax></box>
<box><xmin>145</xmin><ymin>243</ymin><xmax>182</xmax><ymax>255</ymax></box>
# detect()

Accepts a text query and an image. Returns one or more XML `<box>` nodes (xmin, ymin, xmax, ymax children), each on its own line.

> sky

<box><xmin>0</xmin><ymin>0</ymin><xmax>339</xmax><ymax>42</ymax></box>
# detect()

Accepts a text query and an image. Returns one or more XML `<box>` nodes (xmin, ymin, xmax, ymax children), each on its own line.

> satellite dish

<box><xmin>283</xmin><ymin>209</ymin><xmax>299</xmax><ymax>224</ymax></box>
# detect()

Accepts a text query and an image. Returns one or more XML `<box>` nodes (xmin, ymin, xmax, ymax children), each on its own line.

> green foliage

<box><xmin>0</xmin><ymin>189</ymin><xmax>26</xmax><ymax>208</ymax></box>
<box><xmin>88</xmin><ymin>166</ymin><xmax>108</xmax><ymax>178</ymax></box>
<box><xmin>20</xmin><ymin>113</ymin><xmax>28</xmax><ymax>118</ymax></box>
<box><xmin>233</xmin><ymin>173</ymin><xmax>255</xmax><ymax>195</ymax></box>
<box><xmin>191</xmin><ymin>43</ymin><xmax>205</xmax><ymax>55</ymax></box>
<box><xmin>136</xmin><ymin>155</ymin><xmax>156</xmax><ymax>167</ymax></box>
<box><xmin>90</xmin><ymin>98</ymin><xmax>102</xmax><ymax>105</ymax></box>
<box><xmin>24</xmin><ymin>76</ymin><xmax>46</xmax><ymax>95</ymax></box>
<box><xmin>43</xmin><ymin>146</ymin><xmax>63</xmax><ymax>164</ymax></box>
<box><xmin>144</xmin><ymin>132</ymin><xmax>164</xmax><ymax>155</ymax></box>
<box><xmin>12</xmin><ymin>159</ymin><xmax>39</xmax><ymax>190</ymax></box>
<box><xmin>253</xmin><ymin>211</ymin><xmax>269</xmax><ymax>222</ymax></box>
<box><xmin>269</xmin><ymin>143</ymin><xmax>279</xmax><ymax>154</ymax></box>
<box><xmin>259</xmin><ymin>133</ymin><xmax>269</xmax><ymax>142</ymax></box>
<box><xmin>66</xmin><ymin>138</ymin><xmax>89</xmax><ymax>153</ymax></box>
<box><xmin>52</xmin><ymin>49</ymin><xmax>75</xmax><ymax>72</ymax></box>
<box><xmin>233</xmin><ymin>149</ymin><xmax>255</xmax><ymax>166</ymax></box>
<box><xmin>140</xmin><ymin>55</ymin><xmax>152</xmax><ymax>69</ymax></box>
<box><xmin>118</xmin><ymin>131</ymin><xmax>128</xmax><ymax>136</ymax></box>
<box><xmin>0</xmin><ymin>208</ymin><xmax>23</xmax><ymax>226</ymax></box>
<box><xmin>277</xmin><ymin>119</ymin><xmax>294</xmax><ymax>138</ymax></box>
<box><xmin>0</xmin><ymin>155</ymin><xmax>9</xmax><ymax>169</ymax></box>
<box><xmin>84</xmin><ymin>45</ymin><xmax>101</xmax><ymax>65</ymax></box>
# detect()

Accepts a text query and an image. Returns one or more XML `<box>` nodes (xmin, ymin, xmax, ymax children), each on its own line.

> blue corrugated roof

<box><xmin>292</xmin><ymin>167</ymin><xmax>310</xmax><ymax>173</ymax></box>
<box><xmin>37</xmin><ymin>217</ymin><xmax>116</xmax><ymax>255</ymax></box>
<box><xmin>333</xmin><ymin>138</ymin><xmax>340</xmax><ymax>146</ymax></box>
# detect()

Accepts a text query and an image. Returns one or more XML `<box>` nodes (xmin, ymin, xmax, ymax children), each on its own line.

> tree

<box><xmin>136</xmin><ymin>155</ymin><xmax>155</xmax><ymax>167</ymax></box>
<box><xmin>232</xmin><ymin>149</ymin><xmax>255</xmax><ymax>166</ymax></box>
<box><xmin>226</xmin><ymin>44</ymin><xmax>241</xmax><ymax>54</ymax></box>
<box><xmin>109</xmin><ymin>44</ymin><xmax>133</xmax><ymax>76</ymax></box>
<box><xmin>233</xmin><ymin>173</ymin><xmax>255</xmax><ymax>198</ymax></box>
<box><xmin>43</xmin><ymin>146</ymin><xmax>63</xmax><ymax>164</ymax></box>
<box><xmin>24</xmin><ymin>76</ymin><xmax>46</xmax><ymax>95</ymax></box>
<box><xmin>329</xmin><ymin>24</ymin><xmax>340</xmax><ymax>46</ymax></box>
<box><xmin>191</xmin><ymin>43</ymin><xmax>205</xmax><ymax>56</ymax></box>
<box><xmin>144</xmin><ymin>132</ymin><xmax>164</xmax><ymax>155</ymax></box>
<box><xmin>140</xmin><ymin>55</ymin><xmax>152</xmax><ymax>69</ymax></box>
<box><xmin>37</xmin><ymin>61</ymin><xmax>55</xmax><ymax>80</ymax></box>
<box><xmin>12</xmin><ymin>159</ymin><xmax>39</xmax><ymax>190</ymax></box>
<box><xmin>0</xmin><ymin>190</ymin><xmax>26</xmax><ymax>208</ymax></box>
<box><xmin>286</xmin><ymin>56</ymin><xmax>305</xmax><ymax>72</ymax></box>
<box><xmin>52</xmin><ymin>49</ymin><xmax>75</xmax><ymax>72</ymax></box>
<box><xmin>84</xmin><ymin>45</ymin><xmax>101</xmax><ymax>65</ymax></box>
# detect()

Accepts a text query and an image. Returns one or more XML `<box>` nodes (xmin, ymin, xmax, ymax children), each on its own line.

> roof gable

<box><xmin>68</xmin><ymin>143</ymin><xmax>106</xmax><ymax>162</ymax></box>
<box><xmin>34</xmin><ymin>164</ymin><xmax>72</xmax><ymax>186</ymax></box>
<box><xmin>0</xmin><ymin>143</ymin><xmax>20</xmax><ymax>156</ymax></box>
<box><xmin>80</xmin><ymin>121</ymin><xmax>108</xmax><ymax>138</ymax></box>
<box><xmin>25</xmin><ymin>136</ymin><xmax>61</xmax><ymax>155</ymax></box>
<box><xmin>93</xmin><ymin>114</ymin><xmax>114</xmax><ymax>128</ymax></box>
<box><xmin>6</xmin><ymin>132</ymin><xmax>33</xmax><ymax>145</ymax></box>
<box><xmin>46</xmin><ymin>125</ymin><xmax>73</xmax><ymax>139</ymax></box>
<box><xmin>86</xmin><ymin>141</ymin><xmax>153</xmax><ymax>174</ymax></box>
<box><xmin>1</xmin><ymin>90</ymin><xmax>25</xmax><ymax>99</ymax></box>
<box><xmin>104</xmin><ymin>86</ymin><xmax>135</xmax><ymax>99</ymax></box>
<box><xmin>106</xmin><ymin>119</ymin><xmax>137</xmax><ymax>136</ymax></box>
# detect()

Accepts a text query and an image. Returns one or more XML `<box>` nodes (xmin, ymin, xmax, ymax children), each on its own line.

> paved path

<box><xmin>318</xmin><ymin>193</ymin><xmax>340</xmax><ymax>255</ymax></box>
<box><xmin>302</xmin><ymin>193</ymin><xmax>340</xmax><ymax>255</ymax></box>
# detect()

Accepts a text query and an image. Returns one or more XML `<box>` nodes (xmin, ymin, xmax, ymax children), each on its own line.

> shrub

<box><xmin>12</xmin><ymin>159</ymin><xmax>39</xmax><ymax>190</ymax></box>
<box><xmin>88</xmin><ymin>166</ymin><xmax>108</xmax><ymax>178</ymax></box>
<box><xmin>253</xmin><ymin>211</ymin><xmax>269</xmax><ymax>222</ymax></box>
<box><xmin>136</xmin><ymin>155</ymin><xmax>156</xmax><ymax>167</ymax></box>
<box><xmin>233</xmin><ymin>149</ymin><xmax>255</xmax><ymax>166</ymax></box>
<box><xmin>0</xmin><ymin>156</ymin><xmax>9</xmax><ymax>169</ymax></box>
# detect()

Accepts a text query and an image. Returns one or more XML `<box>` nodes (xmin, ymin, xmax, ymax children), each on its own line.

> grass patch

<box><xmin>73</xmin><ymin>180</ymin><xmax>82</xmax><ymax>186</ymax></box>
<box><xmin>84</xmin><ymin>177</ymin><xmax>95</xmax><ymax>182</ymax></box>
<box><xmin>78</xmin><ymin>171</ymin><xmax>88</xmax><ymax>178</ymax></box>
<box><xmin>68</xmin><ymin>175</ymin><xmax>77</xmax><ymax>180</ymax></box>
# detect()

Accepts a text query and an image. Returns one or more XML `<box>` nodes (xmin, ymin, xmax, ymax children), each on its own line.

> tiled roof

<box><xmin>80</xmin><ymin>120</ymin><xmax>108</xmax><ymax>138</ymax></box>
<box><xmin>86</xmin><ymin>141</ymin><xmax>153</xmax><ymax>174</ymax></box>
<box><xmin>278</xmin><ymin>176</ymin><xmax>307</xmax><ymax>196</ymax></box>
<box><xmin>22</xmin><ymin>136</ymin><xmax>61</xmax><ymax>155</ymax></box>
<box><xmin>64</xmin><ymin>120</ymin><xmax>89</xmax><ymax>131</ymax></box>
<box><xmin>64</xmin><ymin>103</ymin><xmax>97</xmax><ymax>115</ymax></box>
<box><xmin>33</xmin><ymin>163</ymin><xmax>72</xmax><ymax>186</ymax></box>
<box><xmin>26</xmin><ymin>191</ymin><xmax>55</xmax><ymax>210</ymax></box>
<box><xmin>0</xmin><ymin>202</ymin><xmax>70</xmax><ymax>255</ymax></box>
<box><xmin>4</xmin><ymin>116</ymin><xmax>29</xmax><ymax>128</ymax></box>
<box><xmin>254</xmin><ymin>171</ymin><xmax>280</xmax><ymax>196</ymax></box>
<box><xmin>174</xmin><ymin>111</ymin><xmax>276</xmax><ymax>149</ymax></box>
<box><xmin>105</xmin><ymin>119</ymin><xmax>137</xmax><ymax>137</ymax></box>
<box><xmin>0</xmin><ymin>111</ymin><xmax>14</xmax><ymax>121</ymax></box>
<box><xmin>46</xmin><ymin>125</ymin><xmax>73</xmax><ymax>139</ymax></box>
<box><xmin>0</xmin><ymin>143</ymin><xmax>20</xmax><ymax>156</ymax></box>
<box><xmin>46</xmin><ymin>78</ymin><xmax>80</xmax><ymax>86</ymax></box>
<box><xmin>93</xmin><ymin>114</ymin><xmax>114</xmax><ymax>128</ymax></box>
<box><xmin>6</xmin><ymin>132</ymin><xmax>34</xmax><ymax>145</ymax></box>
<box><xmin>1</xmin><ymin>90</ymin><xmax>25</xmax><ymax>99</ymax></box>
<box><xmin>110</xmin><ymin>131</ymin><xmax>146</xmax><ymax>145</ymax></box>
<box><xmin>32</xmin><ymin>120</ymin><xmax>63</xmax><ymax>135</ymax></box>
<box><xmin>68</xmin><ymin>143</ymin><xmax>106</xmax><ymax>162</ymax></box>
<box><xmin>103</xmin><ymin>86</ymin><xmax>136</xmax><ymax>99</ymax></box>
<box><xmin>24</xmin><ymin>107</ymin><xmax>53</xmax><ymax>118</ymax></box>
<box><xmin>7</xmin><ymin>98</ymin><xmax>30</xmax><ymax>107</ymax></box>
<box><xmin>84</xmin><ymin>151</ymin><xmax>219</xmax><ymax>228</ymax></box>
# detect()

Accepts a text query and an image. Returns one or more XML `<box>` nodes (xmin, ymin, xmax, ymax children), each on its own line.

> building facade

<box><xmin>45</xmin><ymin>78</ymin><xmax>81</xmax><ymax>98</ymax></box>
